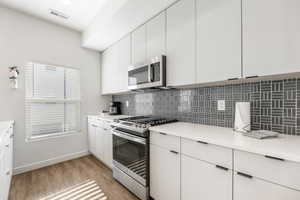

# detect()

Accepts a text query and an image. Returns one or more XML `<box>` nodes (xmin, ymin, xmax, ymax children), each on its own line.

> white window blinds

<box><xmin>25</xmin><ymin>63</ymin><xmax>81</xmax><ymax>140</ymax></box>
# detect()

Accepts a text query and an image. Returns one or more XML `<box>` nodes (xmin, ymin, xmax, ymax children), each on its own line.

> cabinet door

<box><xmin>96</xmin><ymin>127</ymin><xmax>105</xmax><ymax>161</ymax></box>
<box><xmin>88</xmin><ymin>123</ymin><xmax>97</xmax><ymax>155</ymax></box>
<box><xmin>166</xmin><ymin>0</ymin><xmax>196</xmax><ymax>87</ymax></box>
<box><xmin>104</xmin><ymin>129</ymin><xmax>113</xmax><ymax>168</ymax></box>
<box><xmin>3</xmin><ymin>133</ymin><xmax>11</xmax><ymax>200</ymax></box>
<box><xmin>147</xmin><ymin>12</ymin><xmax>166</xmax><ymax>61</ymax></box>
<box><xmin>234</xmin><ymin>171</ymin><xmax>300</xmax><ymax>200</ymax></box>
<box><xmin>102</xmin><ymin>44</ymin><xmax>118</xmax><ymax>94</ymax></box>
<box><xmin>101</xmin><ymin>47</ymin><xmax>114</xmax><ymax>94</ymax></box>
<box><xmin>0</xmin><ymin>152</ymin><xmax>4</xmax><ymax>200</ymax></box>
<box><xmin>132</xmin><ymin>24</ymin><xmax>147</xmax><ymax>66</ymax></box>
<box><xmin>243</xmin><ymin>0</ymin><xmax>300</xmax><ymax>77</ymax></box>
<box><xmin>150</xmin><ymin>144</ymin><xmax>180</xmax><ymax>200</ymax></box>
<box><xmin>116</xmin><ymin>35</ymin><xmax>131</xmax><ymax>93</ymax></box>
<box><xmin>196</xmin><ymin>0</ymin><xmax>241</xmax><ymax>83</ymax></box>
<box><xmin>181</xmin><ymin>155</ymin><xmax>232</xmax><ymax>200</ymax></box>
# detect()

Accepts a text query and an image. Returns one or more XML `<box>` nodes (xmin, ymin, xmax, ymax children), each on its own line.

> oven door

<box><xmin>112</xmin><ymin>128</ymin><xmax>148</xmax><ymax>186</ymax></box>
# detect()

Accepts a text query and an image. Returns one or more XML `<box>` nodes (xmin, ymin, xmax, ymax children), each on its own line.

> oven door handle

<box><xmin>112</xmin><ymin>129</ymin><xmax>146</xmax><ymax>145</ymax></box>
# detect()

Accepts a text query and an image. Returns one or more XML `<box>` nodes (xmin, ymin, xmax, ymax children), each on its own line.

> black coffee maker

<box><xmin>109</xmin><ymin>102</ymin><xmax>121</xmax><ymax>115</ymax></box>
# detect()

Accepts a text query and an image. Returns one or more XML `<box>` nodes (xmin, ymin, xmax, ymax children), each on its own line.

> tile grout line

<box><xmin>296</xmin><ymin>78</ymin><xmax>299</xmax><ymax>135</ymax></box>
<box><xmin>270</xmin><ymin>80</ymin><xmax>273</xmax><ymax>131</ymax></box>
<box><xmin>259</xmin><ymin>80</ymin><xmax>262</xmax><ymax>130</ymax></box>
<box><xmin>283</xmin><ymin>80</ymin><xmax>285</xmax><ymax>134</ymax></box>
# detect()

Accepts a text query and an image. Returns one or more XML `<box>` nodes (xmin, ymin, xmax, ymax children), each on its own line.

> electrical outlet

<box><xmin>126</xmin><ymin>101</ymin><xmax>129</xmax><ymax>108</ymax></box>
<box><xmin>218</xmin><ymin>100</ymin><xmax>226</xmax><ymax>111</ymax></box>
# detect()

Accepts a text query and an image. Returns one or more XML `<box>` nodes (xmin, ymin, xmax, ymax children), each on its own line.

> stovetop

<box><xmin>117</xmin><ymin>116</ymin><xmax>177</xmax><ymax>126</ymax></box>
<box><xmin>113</xmin><ymin>116</ymin><xmax>177</xmax><ymax>136</ymax></box>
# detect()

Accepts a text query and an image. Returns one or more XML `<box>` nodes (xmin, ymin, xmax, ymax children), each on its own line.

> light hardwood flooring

<box><xmin>9</xmin><ymin>155</ymin><xmax>139</xmax><ymax>200</ymax></box>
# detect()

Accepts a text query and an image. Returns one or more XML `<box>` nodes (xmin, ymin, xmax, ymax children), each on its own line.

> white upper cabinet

<box><xmin>132</xmin><ymin>24</ymin><xmax>147</xmax><ymax>66</ymax></box>
<box><xmin>147</xmin><ymin>12</ymin><xmax>166</xmax><ymax>61</ymax></box>
<box><xmin>101</xmin><ymin>45</ymin><xmax>118</xmax><ymax>94</ymax></box>
<box><xmin>243</xmin><ymin>0</ymin><xmax>300</xmax><ymax>77</ymax></box>
<box><xmin>196</xmin><ymin>0</ymin><xmax>241</xmax><ymax>83</ymax></box>
<box><xmin>102</xmin><ymin>36</ymin><xmax>130</xmax><ymax>94</ymax></box>
<box><xmin>166</xmin><ymin>0</ymin><xmax>196</xmax><ymax>87</ymax></box>
<box><xmin>116</xmin><ymin>35</ymin><xmax>131</xmax><ymax>93</ymax></box>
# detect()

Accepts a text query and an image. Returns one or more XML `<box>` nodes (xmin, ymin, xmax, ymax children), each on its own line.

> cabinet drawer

<box><xmin>181</xmin><ymin>138</ymin><xmax>232</xmax><ymax>169</ymax></box>
<box><xmin>101</xmin><ymin>120</ymin><xmax>112</xmax><ymax>130</ymax></box>
<box><xmin>88</xmin><ymin>116</ymin><xmax>98</xmax><ymax>124</ymax></box>
<box><xmin>235</xmin><ymin>150</ymin><xmax>300</xmax><ymax>191</ymax></box>
<box><xmin>234</xmin><ymin>171</ymin><xmax>300</xmax><ymax>200</ymax></box>
<box><xmin>150</xmin><ymin>131</ymin><xmax>180</xmax><ymax>152</ymax></box>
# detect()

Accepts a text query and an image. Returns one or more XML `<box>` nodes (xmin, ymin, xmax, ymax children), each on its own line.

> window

<box><xmin>25</xmin><ymin>62</ymin><xmax>81</xmax><ymax>140</ymax></box>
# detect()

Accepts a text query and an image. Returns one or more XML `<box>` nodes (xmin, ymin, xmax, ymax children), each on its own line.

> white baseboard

<box><xmin>13</xmin><ymin>150</ymin><xmax>90</xmax><ymax>175</ymax></box>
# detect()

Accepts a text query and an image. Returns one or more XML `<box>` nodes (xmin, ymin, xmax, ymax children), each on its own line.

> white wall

<box><xmin>0</xmin><ymin>6</ymin><xmax>111</xmax><ymax>173</ymax></box>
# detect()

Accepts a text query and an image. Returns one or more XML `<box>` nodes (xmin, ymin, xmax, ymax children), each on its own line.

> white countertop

<box><xmin>149</xmin><ymin>122</ymin><xmax>300</xmax><ymax>163</ymax></box>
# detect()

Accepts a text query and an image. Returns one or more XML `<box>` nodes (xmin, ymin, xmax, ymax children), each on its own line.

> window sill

<box><xmin>26</xmin><ymin>131</ymin><xmax>81</xmax><ymax>143</ymax></box>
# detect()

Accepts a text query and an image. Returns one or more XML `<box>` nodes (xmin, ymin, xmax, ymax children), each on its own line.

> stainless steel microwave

<box><xmin>128</xmin><ymin>55</ymin><xmax>166</xmax><ymax>90</ymax></box>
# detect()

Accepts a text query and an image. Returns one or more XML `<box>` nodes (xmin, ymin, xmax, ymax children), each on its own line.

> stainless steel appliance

<box><xmin>109</xmin><ymin>102</ymin><xmax>121</xmax><ymax>115</ymax></box>
<box><xmin>128</xmin><ymin>55</ymin><xmax>166</xmax><ymax>90</ymax></box>
<box><xmin>112</xmin><ymin>116</ymin><xmax>177</xmax><ymax>200</ymax></box>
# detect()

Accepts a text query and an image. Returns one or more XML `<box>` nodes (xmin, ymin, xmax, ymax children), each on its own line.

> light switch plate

<box><xmin>126</xmin><ymin>101</ymin><xmax>129</xmax><ymax>107</ymax></box>
<box><xmin>218</xmin><ymin>100</ymin><xmax>226</xmax><ymax>111</ymax></box>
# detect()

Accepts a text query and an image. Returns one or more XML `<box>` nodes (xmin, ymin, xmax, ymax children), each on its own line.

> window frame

<box><xmin>25</xmin><ymin>62</ymin><xmax>81</xmax><ymax>142</ymax></box>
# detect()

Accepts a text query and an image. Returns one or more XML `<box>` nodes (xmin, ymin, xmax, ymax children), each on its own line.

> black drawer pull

<box><xmin>265</xmin><ymin>155</ymin><xmax>285</xmax><ymax>161</ymax></box>
<box><xmin>216</xmin><ymin>165</ymin><xmax>229</xmax><ymax>171</ymax></box>
<box><xmin>237</xmin><ymin>172</ymin><xmax>253</xmax><ymax>179</ymax></box>
<box><xmin>159</xmin><ymin>132</ymin><xmax>167</xmax><ymax>136</ymax></box>
<box><xmin>246</xmin><ymin>75</ymin><xmax>259</xmax><ymax>79</ymax></box>
<box><xmin>197</xmin><ymin>141</ymin><xmax>208</xmax><ymax>145</ymax></box>
<box><xmin>228</xmin><ymin>78</ymin><xmax>239</xmax><ymax>81</ymax></box>
<box><xmin>170</xmin><ymin>150</ymin><xmax>179</xmax><ymax>154</ymax></box>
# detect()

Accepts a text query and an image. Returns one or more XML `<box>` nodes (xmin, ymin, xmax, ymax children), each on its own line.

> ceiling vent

<box><xmin>49</xmin><ymin>9</ymin><xmax>69</xmax><ymax>19</ymax></box>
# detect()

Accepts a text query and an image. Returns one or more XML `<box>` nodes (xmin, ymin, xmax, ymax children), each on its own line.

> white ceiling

<box><xmin>82</xmin><ymin>0</ymin><xmax>177</xmax><ymax>51</ymax></box>
<box><xmin>0</xmin><ymin>0</ymin><xmax>109</xmax><ymax>31</ymax></box>
<box><xmin>0</xmin><ymin>0</ymin><xmax>177</xmax><ymax>51</ymax></box>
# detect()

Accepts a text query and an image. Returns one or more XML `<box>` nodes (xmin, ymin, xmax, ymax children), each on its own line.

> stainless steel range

<box><xmin>111</xmin><ymin>116</ymin><xmax>177</xmax><ymax>200</ymax></box>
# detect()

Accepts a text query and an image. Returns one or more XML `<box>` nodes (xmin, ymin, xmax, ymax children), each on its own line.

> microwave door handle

<box><xmin>112</xmin><ymin>129</ymin><xmax>146</xmax><ymax>145</ymax></box>
<box><xmin>148</xmin><ymin>65</ymin><xmax>152</xmax><ymax>83</ymax></box>
<box><xmin>150</xmin><ymin>64</ymin><xmax>154</xmax><ymax>82</ymax></box>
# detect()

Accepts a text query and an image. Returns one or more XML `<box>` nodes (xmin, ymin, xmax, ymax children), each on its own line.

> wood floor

<box><xmin>9</xmin><ymin>155</ymin><xmax>139</xmax><ymax>200</ymax></box>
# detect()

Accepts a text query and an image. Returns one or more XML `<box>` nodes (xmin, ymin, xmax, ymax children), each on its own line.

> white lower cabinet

<box><xmin>181</xmin><ymin>155</ymin><xmax>232</xmax><ymax>200</ymax></box>
<box><xmin>102</xmin><ymin>127</ymin><xmax>113</xmax><ymax>168</ymax></box>
<box><xmin>149</xmin><ymin>130</ymin><xmax>300</xmax><ymax>200</ymax></box>
<box><xmin>150</xmin><ymin>144</ymin><xmax>180</xmax><ymax>200</ymax></box>
<box><xmin>88</xmin><ymin>118</ymin><xmax>113</xmax><ymax>168</ymax></box>
<box><xmin>0</xmin><ymin>123</ymin><xmax>14</xmax><ymax>200</ymax></box>
<box><xmin>95</xmin><ymin>126</ymin><xmax>105</xmax><ymax>161</ymax></box>
<box><xmin>88</xmin><ymin>122</ymin><xmax>97</xmax><ymax>156</ymax></box>
<box><xmin>234</xmin><ymin>171</ymin><xmax>300</xmax><ymax>200</ymax></box>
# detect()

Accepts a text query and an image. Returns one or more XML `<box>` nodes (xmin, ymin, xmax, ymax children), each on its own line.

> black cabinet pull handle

<box><xmin>265</xmin><ymin>155</ymin><xmax>285</xmax><ymax>161</ymax></box>
<box><xmin>237</xmin><ymin>172</ymin><xmax>253</xmax><ymax>179</ymax></box>
<box><xmin>197</xmin><ymin>140</ymin><xmax>208</xmax><ymax>145</ymax></box>
<box><xmin>216</xmin><ymin>165</ymin><xmax>229</xmax><ymax>171</ymax></box>
<box><xmin>159</xmin><ymin>132</ymin><xmax>167</xmax><ymax>136</ymax></box>
<box><xmin>228</xmin><ymin>78</ymin><xmax>239</xmax><ymax>81</ymax></box>
<box><xmin>170</xmin><ymin>150</ymin><xmax>179</xmax><ymax>154</ymax></box>
<box><xmin>245</xmin><ymin>75</ymin><xmax>259</xmax><ymax>79</ymax></box>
